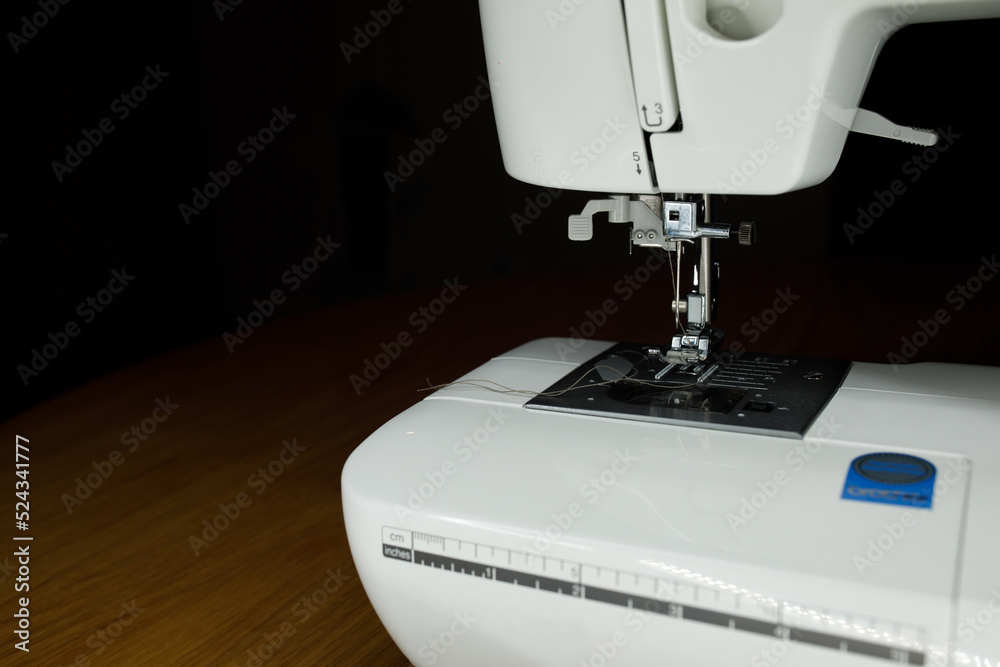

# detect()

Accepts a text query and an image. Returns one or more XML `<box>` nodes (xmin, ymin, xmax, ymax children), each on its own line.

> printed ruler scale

<box><xmin>382</xmin><ymin>526</ymin><xmax>927</xmax><ymax>665</ymax></box>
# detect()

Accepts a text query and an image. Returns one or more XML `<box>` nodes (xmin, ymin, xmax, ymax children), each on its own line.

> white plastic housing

<box><xmin>479</xmin><ymin>0</ymin><xmax>1000</xmax><ymax>195</ymax></box>
<box><xmin>343</xmin><ymin>339</ymin><xmax>1000</xmax><ymax>666</ymax></box>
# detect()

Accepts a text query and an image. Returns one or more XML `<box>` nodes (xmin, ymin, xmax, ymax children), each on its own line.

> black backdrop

<box><xmin>4</xmin><ymin>1</ymin><xmax>999</xmax><ymax>422</ymax></box>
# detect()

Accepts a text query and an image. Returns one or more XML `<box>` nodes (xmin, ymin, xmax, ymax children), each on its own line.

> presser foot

<box><xmin>662</xmin><ymin>327</ymin><xmax>726</xmax><ymax>365</ymax></box>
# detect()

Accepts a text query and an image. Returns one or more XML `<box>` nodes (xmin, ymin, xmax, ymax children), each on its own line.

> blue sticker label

<box><xmin>842</xmin><ymin>453</ymin><xmax>936</xmax><ymax>509</ymax></box>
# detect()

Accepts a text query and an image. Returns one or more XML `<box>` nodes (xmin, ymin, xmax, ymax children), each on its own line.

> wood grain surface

<box><xmin>3</xmin><ymin>257</ymin><xmax>998</xmax><ymax>666</ymax></box>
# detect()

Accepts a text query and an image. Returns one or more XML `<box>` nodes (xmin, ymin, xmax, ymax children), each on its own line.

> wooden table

<box><xmin>3</xmin><ymin>258</ymin><xmax>997</xmax><ymax>665</ymax></box>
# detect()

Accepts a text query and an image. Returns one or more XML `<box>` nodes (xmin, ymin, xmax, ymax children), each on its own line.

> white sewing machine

<box><xmin>343</xmin><ymin>1</ymin><xmax>1000</xmax><ymax>665</ymax></box>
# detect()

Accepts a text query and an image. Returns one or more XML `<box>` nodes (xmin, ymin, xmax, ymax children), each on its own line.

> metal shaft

<box><xmin>699</xmin><ymin>194</ymin><xmax>713</xmax><ymax>328</ymax></box>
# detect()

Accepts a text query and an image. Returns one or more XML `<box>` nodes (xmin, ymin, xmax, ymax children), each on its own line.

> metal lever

<box><xmin>568</xmin><ymin>194</ymin><xmax>750</xmax><ymax>251</ymax></box>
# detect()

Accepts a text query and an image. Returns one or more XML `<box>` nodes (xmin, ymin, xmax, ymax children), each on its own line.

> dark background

<box><xmin>4</xmin><ymin>1</ymin><xmax>999</xmax><ymax>422</ymax></box>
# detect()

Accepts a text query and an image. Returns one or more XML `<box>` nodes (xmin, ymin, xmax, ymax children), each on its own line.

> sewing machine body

<box><xmin>480</xmin><ymin>0</ymin><xmax>1000</xmax><ymax>195</ymax></box>
<box><xmin>344</xmin><ymin>0</ymin><xmax>1000</xmax><ymax>663</ymax></box>
<box><xmin>343</xmin><ymin>339</ymin><xmax>1000</xmax><ymax>665</ymax></box>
